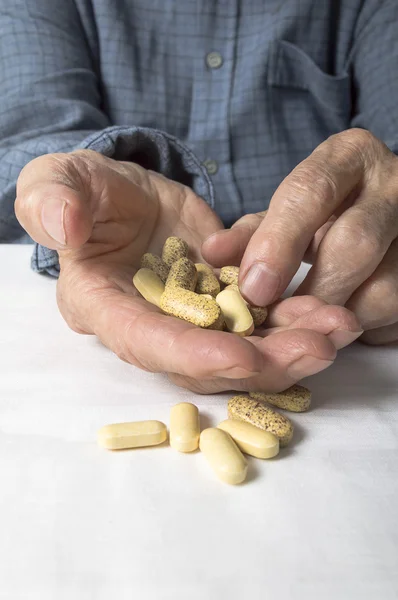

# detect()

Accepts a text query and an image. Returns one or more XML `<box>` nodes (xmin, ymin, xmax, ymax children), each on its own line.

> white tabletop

<box><xmin>1</xmin><ymin>245</ymin><xmax>397</xmax><ymax>600</ymax></box>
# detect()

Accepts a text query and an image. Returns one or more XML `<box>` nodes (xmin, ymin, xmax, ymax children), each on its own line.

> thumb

<box><xmin>202</xmin><ymin>211</ymin><xmax>266</xmax><ymax>267</ymax></box>
<box><xmin>15</xmin><ymin>152</ymin><xmax>93</xmax><ymax>250</ymax></box>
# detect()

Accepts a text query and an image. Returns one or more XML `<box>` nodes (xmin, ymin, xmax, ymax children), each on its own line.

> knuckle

<box><xmin>338</xmin><ymin>127</ymin><xmax>376</xmax><ymax>147</ymax></box>
<box><xmin>364</xmin><ymin>278</ymin><xmax>398</xmax><ymax>318</ymax></box>
<box><xmin>333</xmin><ymin>128</ymin><xmax>377</xmax><ymax>155</ymax></box>
<box><xmin>53</xmin><ymin>152</ymin><xmax>92</xmax><ymax>193</ymax></box>
<box><xmin>335</xmin><ymin>128</ymin><xmax>385</xmax><ymax>169</ymax></box>
<box><xmin>287</xmin><ymin>162</ymin><xmax>338</xmax><ymax>209</ymax></box>
<box><xmin>324</xmin><ymin>129</ymin><xmax>385</xmax><ymax>177</ymax></box>
<box><xmin>331</xmin><ymin>219</ymin><xmax>386</xmax><ymax>261</ymax></box>
<box><xmin>358</xmin><ymin>229</ymin><xmax>385</xmax><ymax>258</ymax></box>
<box><xmin>380</xmin><ymin>155</ymin><xmax>398</xmax><ymax>201</ymax></box>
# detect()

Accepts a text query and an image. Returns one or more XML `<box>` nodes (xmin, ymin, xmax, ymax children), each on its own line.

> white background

<box><xmin>1</xmin><ymin>246</ymin><xmax>397</xmax><ymax>600</ymax></box>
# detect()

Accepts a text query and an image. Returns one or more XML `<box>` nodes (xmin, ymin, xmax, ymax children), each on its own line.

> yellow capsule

<box><xmin>250</xmin><ymin>385</ymin><xmax>311</xmax><ymax>413</ymax></box>
<box><xmin>133</xmin><ymin>268</ymin><xmax>165</xmax><ymax>307</ymax></box>
<box><xmin>199</xmin><ymin>428</ymin><xmax>248</xmax><ymax>485</ymax></box>
<box><xmin>217</xmin><ymin>419</ymin><xmax>279</xmax><ymax>459</ymax></box>
<box><xmin>97</xmin><ymin>420</ymin><xmax>167</xmax><ymax>450</ymax></box>
<box><xmin>170</xmin><ymin>402</ymin><xmax>200</xmax><ymax>452</ymax></box>
<box><xmin>224</xmin><ymin>285</ymin><xmax>268</xmax><ymax>327</ymax></box>
<box><xmin>195</xmin><ymin>263</ymin><xmax>220</xmax><ymax>297</ymax></box>
<box><xmin>216</xmin><ymin>289</ymin><xmax>254</xmax><ymax>336</ymax></box>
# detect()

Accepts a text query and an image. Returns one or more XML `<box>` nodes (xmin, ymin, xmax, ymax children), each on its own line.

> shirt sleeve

<box><xmin>0</xmin><ymin>0</ymin><xmax>213</xmax><ymax>275</ymax></box>
<box><xmin>350</xmin><ymin>0</ymin><xmax>398</xmax><ymax>154</ymax></box>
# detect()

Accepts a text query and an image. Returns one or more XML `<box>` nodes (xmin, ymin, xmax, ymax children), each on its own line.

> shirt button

<box><xmin>203</xmin><ymin>159</ymin><xmax>219</xmax><ymax>175</ymax></box>
<box><xmin>206</xmin><ymin>52</ymin><xmax>223</xmax><ymax>69</ymax></box>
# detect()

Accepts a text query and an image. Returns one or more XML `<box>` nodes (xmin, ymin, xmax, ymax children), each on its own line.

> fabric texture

<box><xmin>0</xmin><ymin>0</ymin><xmax>397</xmax><ymax>274</ymax></box>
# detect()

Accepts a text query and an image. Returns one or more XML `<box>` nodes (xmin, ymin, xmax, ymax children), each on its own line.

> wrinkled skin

<box><xmin>15</xmin><ymin>148</ymin><xmax>363</xmax><ymax>394</ymax></box>
<box><xmin>204</xmin><ymin>129</ymin><xmax>398</xmax><ymax>346</ymax></box>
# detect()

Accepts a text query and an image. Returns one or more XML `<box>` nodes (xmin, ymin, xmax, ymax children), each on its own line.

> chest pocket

<box><xmin>267</xmin><ymin>40</ymin><xmax>351</xmax><ymax>141</ymax></box>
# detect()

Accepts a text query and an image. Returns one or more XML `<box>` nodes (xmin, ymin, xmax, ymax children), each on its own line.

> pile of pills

<box><xmin>97</xmin><ymin>385</ymin><xmax>311</xmax><ymax>485</ymax></box>
<box><xmin>133</xmin><ymin>236</ymin><xmax>268</xmax><ymax>333</ymax></box>
<box><xmin>98</xmin><ymin>236</ymin><xmax>312</xmax><ymax>484</ymax></box>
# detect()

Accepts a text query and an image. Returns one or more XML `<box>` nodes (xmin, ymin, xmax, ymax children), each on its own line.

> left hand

<box><xmin>202</xmin><ymin>128</ymin><xmax>398</xmax><ymax>345</ymax></box>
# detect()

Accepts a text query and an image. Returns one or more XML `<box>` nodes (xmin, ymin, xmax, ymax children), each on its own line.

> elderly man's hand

<box><xmin>15</xmin><ymin>150</ymin><xmax>360</xmax><ymax>394</ymax></box>
<box><xmin>203</xmin><ymin>129</ymin><xmax>398</xmax><ymax>346</ymax></box>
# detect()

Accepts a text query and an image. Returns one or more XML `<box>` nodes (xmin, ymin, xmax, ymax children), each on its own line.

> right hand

<box><xmin>15</xmin><ymin>150</ymin><xmax>362</xmax><ymax>394</ymax></box>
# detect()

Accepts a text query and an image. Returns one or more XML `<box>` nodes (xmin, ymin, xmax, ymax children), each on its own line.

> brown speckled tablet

<box><xmin>249</xmin><ymin>306</ymin><xmax>268</xmax><ymax>327</ymax></box>
<box><xmin>206</xmin><ymin>311</ymin><xmax>225</xmax><ymax>331</ymax></box>
<box><xmin>165</xmin><ymin>257</ymin><xmax>198</xmax><ymax>291</ymax></box>
<box><xmin>140</xmin><ymin>253</ymin><xmax>170</xmax><ymax>283</ymax></box>
<box><xmin>160</xmin><ymin>287</ymin><xmax>221</xmax><ymax>328</ymax></box>
<box><xmin>161</xmin><ymin>236</ymin><xmax>189</xmax><ymax>266</ymax></box>
<box><xmin>219</xmin><ymin>266</ymin><xmax>239</xmax><ymax>286</ymax></box>
<box><xmin>195</xmin><ymin>263</ymin><xmax>220</xmax><ymax>297</ymax></box>
<box><xmin>228</xmin><ymin>395</ymin><xmax>294</xmax><ymax>447</ymax></box>
<box><xmin>250</xmin><ymin>385</ymin><xmax>311</xmax><ymax>413</ymax></box>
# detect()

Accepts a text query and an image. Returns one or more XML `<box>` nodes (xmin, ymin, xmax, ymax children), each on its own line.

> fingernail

<box><xmin>41</xmin><ymin>198</ymin><xmax>66</xmax><ymax>245</ymax></box>
<box><xmin>328</xmin><ymin>329</ymin><xmax>364</xmax><ymax>350</ymax></box>
<box><xmin>287</xmin><ymin>356</ymin><xmax>334</xmax><ymax>380</ymax></box>
<box><xmin>214</xmin><ymin>366</ymin><xmax>261</xmax><ymax>379</ymax></box>
<box><xmin>240</xmin><ymin>263</ymin><xmax>280</xmax><ymax>306</ymax></box>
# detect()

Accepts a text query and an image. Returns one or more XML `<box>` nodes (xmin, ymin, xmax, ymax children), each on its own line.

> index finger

<box><xmin>239</xmin><ymin>129</ymin><xmax>369</xmax><ymax>306</ymax></box>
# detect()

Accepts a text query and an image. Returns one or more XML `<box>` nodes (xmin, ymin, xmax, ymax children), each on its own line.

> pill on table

<box><xmin>216</xmin><ymin>289</ymin><xmax>254</xmax><ymax>336</ymax></box>
<box><xmin>160</xmin><ymin>287</ymin><xmax>221</xmax><ymax>328</ymax></box>
<box><xmin>97</xmin><ymin>420</ymin><xmax>167</xmax><ymax>450</ymax></box>
<box><xmin>170</xmin><ymin>402</ymin><xmax>200</xmax><ymax>452</ymax></box>
<box><xmin>133</xmin><ymin>268</ymin><xmax>165</xmax><ymax>308</ymax></box>
<box><xmin>228</xmin><ymin>395</ymin><xmax>294</xmax><ymax>447</ymax></box>
<box><xmin>250</xmin><ymin>384</ymin><xmax>311</xmax><ymax>412</ymax></box>
<box><xmin>162</xmin><ymin>236</ymin><xmax>189</xmax><ymax>267</ymax></box>
<box><xmin>219</xmin><ymin>266</ymin><xmax>239</xmax><ymax>286</ymax></box>
<box><xmin>199</xmin><ymin>427</ymin><xmax>248</xmax><ymax>485</ymax></box>
<box><xmin>195</xmin><ymin>263</ymin><xmax>221</xmax><ymax>297</ymax></box>
<box><xmin>224</xmin><ymin>285</ymin><xmax>268</xmax><ymax>327</ymax></box>
<box><xmin>217</xmin><ymin>419</ymin><xmax>279</xmax><ymax>459</ymax></box>
<box><xmin>165</xmin><ymin>257</ymin><xmax>198</xmax><ymax>291</ymax></box>
<box><xmin>141</xmin><ymin>253</ymin><xmax>170</xmax><ymax>283</ymax></box>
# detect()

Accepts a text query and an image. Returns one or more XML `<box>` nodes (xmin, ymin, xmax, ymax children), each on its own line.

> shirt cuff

<box><xmin>32</xmin><ymin>126</ymin><xmax>214</xmax><ymax>275</ymax></box>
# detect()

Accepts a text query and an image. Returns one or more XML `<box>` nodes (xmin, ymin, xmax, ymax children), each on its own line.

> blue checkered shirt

<box><xmin>0</xmin><ymin>0</ymin><xmax>397</xmax><ymax>274</ymax></box>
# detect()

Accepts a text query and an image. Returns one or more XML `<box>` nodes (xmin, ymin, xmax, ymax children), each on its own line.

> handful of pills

<box><xmin>133</xmin><ymin>236</ymin><xmax>269</xmax><ymax>333</ymax></box>
<box><xmin>97</xmin><ymin>384</ymin><xmax>311</xmax><ymax>485</ymax></box>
